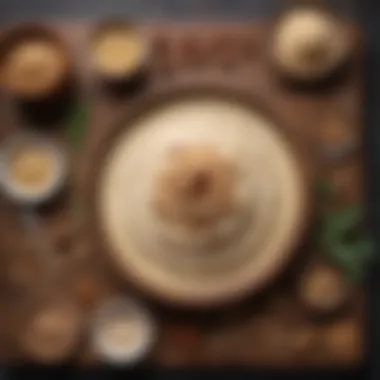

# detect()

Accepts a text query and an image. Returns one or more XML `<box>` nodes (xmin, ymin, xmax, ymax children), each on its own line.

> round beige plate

<box><xmin>93</xmin><ymin>88</ymin><xmax>309</xmax><ymax>307</ymax></box>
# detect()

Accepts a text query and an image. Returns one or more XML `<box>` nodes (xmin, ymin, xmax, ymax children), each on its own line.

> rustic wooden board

<box><xmin>0</xmin><ymin>21</ymin><xmax>366</xmax><ymax>368</ymax></box>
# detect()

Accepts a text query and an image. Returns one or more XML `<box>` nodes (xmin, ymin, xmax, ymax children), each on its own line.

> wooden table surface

<box><xmin>0</xmin><ymin>1</ymin><xmax>376</xmax><ymax>380</ymax></box>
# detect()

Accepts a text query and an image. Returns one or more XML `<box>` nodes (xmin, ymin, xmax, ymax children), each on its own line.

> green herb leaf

<box><xmin>315</xmin><ymin>179</ymin><xmax>337</xmax><ymax>200</ymax></box>
<box><xmin>324</xmin><ymin>204</ymin><xmax>362</xmax><ymax>233</ymax></box>
<box><xmin>354</xmin><ymin>238</ymin><xmax>374</xmax><ymax>262</ymax></box>
<box><xmin>321</xmin><ymin>203</ymin><xmax>373</xmax><ymax>283</ymax></box>
<box><xmin>66</xmin><ymin>104</ymin><xmax>87</xmax><ymax>147</ymax></box>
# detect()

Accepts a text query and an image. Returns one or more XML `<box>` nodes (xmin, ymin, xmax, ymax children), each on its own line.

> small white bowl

<box><xmin>0</xmin><ymin>134</ymin><xmax>68</xmax><ymax>206</ymax></box>
<box><xmin>90</xmin><ymin>297</ymin><xmax>156</xmax><ymax>366</ymax></box>
<box><xmin>271</xmin><ymin>6</ymin><xmax>351</xmax><ymax>82</ymax></box>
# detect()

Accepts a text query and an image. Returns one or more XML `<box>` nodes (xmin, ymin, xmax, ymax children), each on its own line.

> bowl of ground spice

<box><xmin>270</xmin><ymin>5</ymin><xmax>352</xmax><ymax>83</ymax></box>
<box><xmin>0</xmin><ymin>134</ymin><xmax>68</xmax><ymax>206</ymax></box>
<box><xmin>90</xmin><ymin>18</ymin><xmax>149</xmax><ymax>84</ymax></box>
<box><xmin>0</xmin><ymin>24</ymin><xmax>71</xmax><ymax>100</ymax></box>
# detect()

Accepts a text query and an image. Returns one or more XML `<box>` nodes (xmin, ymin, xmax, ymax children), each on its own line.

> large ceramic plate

<box><xmin>87</xmin><ymin>85</ymin><xmax>310</xmax><ymax>307</ymax></box>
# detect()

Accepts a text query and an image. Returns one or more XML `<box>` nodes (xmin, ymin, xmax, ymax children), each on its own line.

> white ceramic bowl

<box><xmin>90</xmin><ymin>297</ymin><xmax>156</xmax><ymax>366</ymax></box>
<box><xmin>271</xmin><ymin>6</ymin><xmax>351</xmax><ymax>81</ymax></box>
<box><xmin>0</xmin><ymin>134</ymin><xmax>68</xmax><ymax>206</ymax></box>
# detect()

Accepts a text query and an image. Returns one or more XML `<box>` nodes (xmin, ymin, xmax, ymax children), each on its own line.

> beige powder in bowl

<box><xmin>21</xmin><ymin>302</ymin><xmax>83</xmax><ymax>363</ymax></box>
<box><xmin>91</xmin><ymin>297</ymin><xmax>156</xmax><ymax>365</ymax></box>
<box><xmin>91</xmin><ymin>23</ymin><xmax>145</xmax><ymax>77</ymax></box>
<box><xmin>0</xmin><ymin>136</ymin><xmax>67</xmax><ymax>206</ymax></box>
<box><xmin>9</xmin><ymin>145</ymin><xmax>55</xmax><ymax>190</ymax></box>
<box><xmin>1</xmin><ymin>39</ymin><xmax>67</xmax><ymax>97</ymax></box>
<box><xmin>299</xmin><ymin>263</ymin><xmax>349</xmax><ymax>315</ymax></box>
<box><xmin>272</xmin><ymin>7</ymin><xmax>350</xmax><ymax>80</ymax></box>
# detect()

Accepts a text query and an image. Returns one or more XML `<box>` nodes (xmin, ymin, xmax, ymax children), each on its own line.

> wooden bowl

<box><xmin>85</xmin><ymin>81</ymin><xmax>310</xmax><ymax>308</ymax></box>
<box><xmin>0</xmin><ymin>23</ymin><xmax>71</xmax><ymax>100</ymax></box>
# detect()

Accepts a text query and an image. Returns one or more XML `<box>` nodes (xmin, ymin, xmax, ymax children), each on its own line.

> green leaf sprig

<box><xmin>66</xmin><ymin>103</ymin><xmax>87</xmax><ymax>148</ymax></box>
<box><xmin>65</xmin><ymin>103</ymin><xmax>88</xmax><ymax>223</ymax></box>
<box><xmin>313</xmin><ymin>178</ymin><xmax>374</xmax><ymax>283</ymax></box>
<box><xmin>321</xmin><ymin>204</ymin><xmax>373</xmax><ymax>283</ymax></box>
<box><xmin>315</xmin><ymin>178</ymin><xmax>337</xmax><ymax>200</ymax></box>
